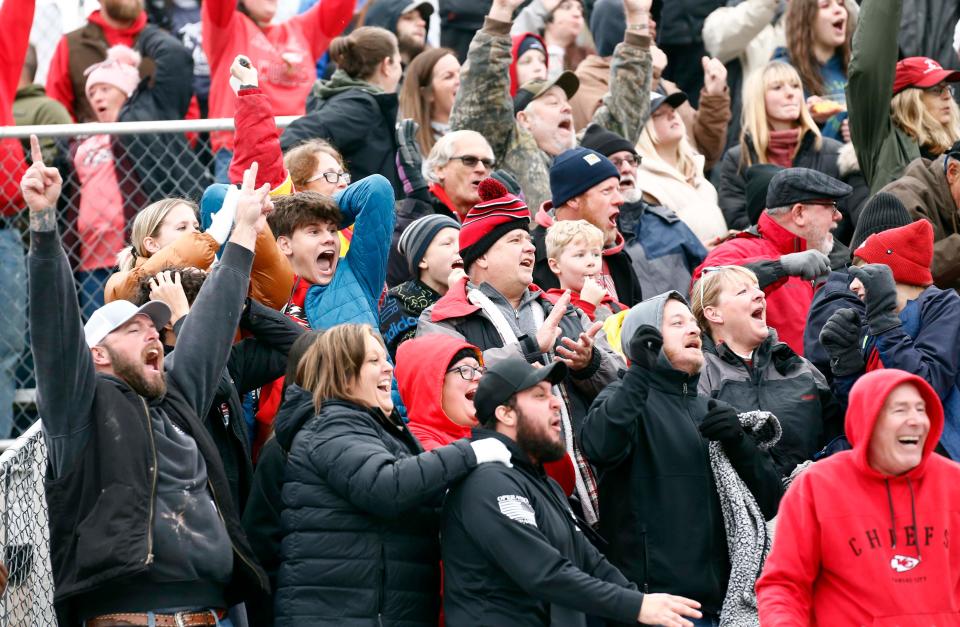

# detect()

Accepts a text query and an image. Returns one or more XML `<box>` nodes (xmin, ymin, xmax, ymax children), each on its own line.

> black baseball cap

<box><xmin>474</xmin><ymin>358</ymin><xmax>568</xmax><ymax>423</ymax></box>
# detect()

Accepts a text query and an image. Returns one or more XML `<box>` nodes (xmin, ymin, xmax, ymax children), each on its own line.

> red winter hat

<box><xmin>893</xmin><ymin>57</ymin><xmax>960</xmax><ymax>95</ymax></box>
<box><xmin>459</xmin><ymin>178</ymin><xmax>530</xmax><ymax>271</ymax></box>
<box><xmin>854</xmin><ymin>219</ymin><xmax>934</xmax><ymax>286</ymax></box>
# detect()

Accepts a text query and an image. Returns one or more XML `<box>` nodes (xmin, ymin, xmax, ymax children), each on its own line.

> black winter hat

<box><xmin>849</xmin><ymin>192</ymin><xmax>913</xmax><ymax>252</ymax></box>
<box><xmin>580</xmin><ymin>124</ymin><xmax>637</xmax><ymax>158</ymax></box>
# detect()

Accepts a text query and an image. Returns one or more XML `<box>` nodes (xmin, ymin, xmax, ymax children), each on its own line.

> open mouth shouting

<box><xmin>896</xmin><ymin>435</ymin><xmax>922</xmax><ymax>448</ymax></box>
<box><xmin>316</xmin><ymin>249</ymin><xmax>337</xmax><ymax>276</ymax></box>
<box><xmin>143</xmin><ymin>345</ymin><xmax>163</xmax><ymax>373</ymax></box>
<box><xmin>831</xmin><ymin>17</ymin><xmax>846</xmax><ymax>38</ymax></box>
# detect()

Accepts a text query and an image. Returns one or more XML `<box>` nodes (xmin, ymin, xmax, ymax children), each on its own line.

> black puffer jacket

<box><xmin>241</xmin><ymin>385</ymin><xmax>314</xmax><ymax>627</ymax></box>
<box><xmin>275</xmin><ymin>398</ymin><xmax>478</xmax><ymax>626</ymax></box>
<box><xmin>713</xmin><ymin>131</ymin><xmax>842</xmax><ymax>230</ymax></box>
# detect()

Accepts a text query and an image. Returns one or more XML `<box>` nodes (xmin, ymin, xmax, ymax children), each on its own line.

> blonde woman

<box><xmin>713</xmin><ymin>61</ymin><xmax>843</xmax><ymax>230</ymax></box>
<box><xmin>634</xmin><ymin>91</ymin><xmax>729</xmax><ymax>247</ymax></box>
<box><xmin>849</xmin><ymin>0</ymin><xmax>960</xmax><ymax>193</ymax></box>
<box><xmin>690</xmin><ymin>265</ymin><xmax>843</xmax><ymax>477</ymax></box>
<box><xmin>104</xmin><ymin>196</ymin><xmax>292</xmax><ymax>308</ymax></box>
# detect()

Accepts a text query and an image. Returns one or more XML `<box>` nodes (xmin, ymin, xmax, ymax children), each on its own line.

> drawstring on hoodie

<box><xmin>884</xmin><ymin>477</ymin><xmax>921</xmax><ymax>559</ymax></box>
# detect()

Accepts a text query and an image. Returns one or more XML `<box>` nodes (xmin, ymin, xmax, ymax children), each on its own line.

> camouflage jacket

<box><xmin>450</xmin><ymin>16</ymin><xmax>652</xmax><ymax>209</ymax></box>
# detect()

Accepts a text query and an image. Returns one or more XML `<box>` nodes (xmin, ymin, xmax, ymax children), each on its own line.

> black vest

<box><xmin>44</xmin><ymin>374</ymin><xmax>267</xmax><ymax>625</ymax></box>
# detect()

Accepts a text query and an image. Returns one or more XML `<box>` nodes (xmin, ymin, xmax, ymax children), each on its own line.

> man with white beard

<box><xmin>576</xmin><ymin>124</ymin><xmax>708</xmax><ymax>297</ymax></box>
<box><xmin>694</xmin><ymin>167</ymin><xmax>852</xmax><ymax>356</ymax></box>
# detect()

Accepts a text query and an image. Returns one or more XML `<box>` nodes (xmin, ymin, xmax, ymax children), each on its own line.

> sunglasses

<box><xmin>446</xmin><ymin>364</ymin><xmax>487</xmax><ymax>381</ymax></box>
<box><xmin>450</xmin><ymin>155</ymin><xmax>495</xmax><ymax>169</ymax></box>
<box><xmin>697</xmin><ymin>266</ymin><xmax>725</xmax><ymax>306</ymax></box>
<box><xmin>922</xmin><ymin>83</ymin><xmax>956</xmax><ymax>99</ymax></box>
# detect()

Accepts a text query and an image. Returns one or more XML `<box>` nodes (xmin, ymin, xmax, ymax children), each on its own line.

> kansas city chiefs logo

<box><xmin>890</xmin><ymin>555</ymin><xmax>921</xmax><ymax>572</ymax></box>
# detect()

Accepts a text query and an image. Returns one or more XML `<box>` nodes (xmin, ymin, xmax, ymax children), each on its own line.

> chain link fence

<box><xmin>0</xmin><ymin>422</ymin><xmax>54</xmax><ymax>626</ymax></box>
<box><xmin>0</xmin><ymin>118</ymin><xmax>295</xmax><ymax>440</ymax></box>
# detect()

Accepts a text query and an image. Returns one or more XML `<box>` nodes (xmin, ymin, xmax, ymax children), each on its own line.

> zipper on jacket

<box><xmin>376</xmin><ymin>543</ymin><xmax>387</xmax><ymax>621</ymax></box>
<box><xmin>682</xmin><ymin>382</ymin><xmax>688</xmax><ymax>396</ymax></box>
<box><xmin>207</xmin><ymin>479</ymin><xmax>269</xmax><ymax>589</ymax></box>
<box><xmin>141</xmin><ymin>398</ymin><xmax>157</xmax><ymax>565</ymax></box>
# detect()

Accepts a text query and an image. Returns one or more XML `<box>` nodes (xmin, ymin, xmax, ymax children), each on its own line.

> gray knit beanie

<box><xmin>398</xmin><ymin>214</ymin><xmax>461</xmax><ymax>277</ymax></box>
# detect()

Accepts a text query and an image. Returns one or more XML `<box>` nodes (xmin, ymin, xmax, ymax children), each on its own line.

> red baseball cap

<box><xmin>893</xmin><ymin>57</ymin><xmax>960</xmax><ymax>95</ymax></box>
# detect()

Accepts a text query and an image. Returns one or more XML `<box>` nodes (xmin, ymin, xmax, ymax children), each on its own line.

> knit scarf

<box><xmin>766</xmin><ymin>129</ymin><xmax>800</xmax><ymax>168</ymax></box>
<box><xmin>466</xmin><ymin>286</ymin><xmax>600</xmax><ymax>525</ymax></box>
<box><xmin>708</xmin><ymin>410</ymin><xmax>781</xmax><ymax>627</ymax></box>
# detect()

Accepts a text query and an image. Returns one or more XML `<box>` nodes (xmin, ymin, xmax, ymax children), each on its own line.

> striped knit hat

<box><xmin>460</xmin><ymin>178</ymin><xmax>531</xmax><ymax>271</ymax></box>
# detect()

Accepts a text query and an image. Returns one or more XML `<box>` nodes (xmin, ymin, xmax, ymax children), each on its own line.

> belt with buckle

<box><xmin>86</xmin><ymin>609</ymin><xmax>226</xmax><ymax>627</ymax></box>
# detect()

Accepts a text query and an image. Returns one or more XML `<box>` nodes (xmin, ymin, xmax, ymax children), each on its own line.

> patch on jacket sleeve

<box><xmin>497</xmin><ymin>494</ymin><xmax>537</xmax><ymax>527</ymax></box>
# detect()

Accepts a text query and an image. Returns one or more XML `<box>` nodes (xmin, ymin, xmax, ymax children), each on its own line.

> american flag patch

<box><xmin>497</xmin><ymin>495</ymin><xmax>537</xmax><ymax>527</ymax></box>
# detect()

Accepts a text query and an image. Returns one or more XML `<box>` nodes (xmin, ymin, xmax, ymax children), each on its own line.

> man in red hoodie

<box><xmin>756</xmin><ymin>369</ymin><xmax>960</xmax><ymax>625</ymax></box>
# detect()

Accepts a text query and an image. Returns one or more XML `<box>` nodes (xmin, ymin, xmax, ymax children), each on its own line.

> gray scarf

<box><xmin>708</xmin><ymin>409</ymin><xmax>781</xmax><ymax>627</ymax></box>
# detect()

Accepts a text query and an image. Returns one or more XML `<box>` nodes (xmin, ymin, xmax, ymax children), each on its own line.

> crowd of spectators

<box><xmin>4</xmin><ymin>0</ymin><xmax>960</xmax><ymax>624</ymax></box>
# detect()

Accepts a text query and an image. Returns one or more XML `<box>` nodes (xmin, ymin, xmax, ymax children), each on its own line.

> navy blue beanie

<box><xmin>550</xmin><ymin>147</ymin><xmax>620</xmax><ymax>207</ymax></box>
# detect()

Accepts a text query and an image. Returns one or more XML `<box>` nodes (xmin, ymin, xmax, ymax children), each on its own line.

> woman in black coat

<box><xmin>274</xmin><ymin>323</ymin><xmax>511</xmax><ymax>626</ymax></box>
<box><xmin>280</xmin><ymin>27</ymin><xmax>404</xmax><ymax>198</ymax></box>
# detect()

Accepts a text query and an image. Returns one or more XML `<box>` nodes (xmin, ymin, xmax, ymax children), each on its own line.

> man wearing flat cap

<box><xmin>448</xmin><ymin>0</ymin><xmax>655</xmax><ymax>209</ymax></box>
<box><xmin>694</xmin><ymin>167</ymin><xmax>852</xmax><ymax>356</ymax></box>
<box><xmin>441</xmin><ymin>356</ymin><xmax>704</xmax><ymax>627</ymax></box>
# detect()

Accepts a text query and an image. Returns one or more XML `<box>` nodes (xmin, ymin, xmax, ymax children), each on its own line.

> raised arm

<box><xmin>589</xmin><ymin>0</ymin><xmax>652</xmax><ymax>144</ymax></box>
<box><xmin>449</xmin><ymin>0</ymin><xmax>525</xmax><ymax>162</ymax></box>
<box><xmin>167</xmin><ymin>164</ymin><xmax>271</xmax><ymax>417</ymax></box>
<box><xmin>701</xmin><ymin>0</ymin><xmax>779</xmax><ymax>64</ymax></box>
<box><xmin>24</xmin><ymin>136</ymin><xmax>95</xmax><ymax>478</ymax></box>
<box><xmin>337</xmin><ymin>174</ymin><xmax>396</xmax><ymax>306</ymax></box>
<box><xmin>0</xmin><ymin>0</ymin><xmax>34</xmax><ymax>105</ymax></box>
<box><xmin>847</xmin><ymin>0</ymin><xmax>902</xmax><ymax>191</ymax></box>
<box><xmin>229</xmin><ymin>299</ymin><xmax>306</xmax><ymax>394</ymax></box>
<box><xmin>122</xmin><ymin>26</ymin><xmax>194</xmax><ymax>121</ymax></box>
<box><xmin>295</xmin><ymin>0</ymin><xmax>356</xmax><ymax>59</ymax></box>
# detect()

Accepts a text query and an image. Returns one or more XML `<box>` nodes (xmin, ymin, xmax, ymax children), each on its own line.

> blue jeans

<box><xmin>74</xmin><ymin>268</ymin><xmax>112</xmax><ymax>322</ymax></box>
<box><xmin>213</xmin><ymin>148</ymin><xmax>234</xmax><ymax>184</ymax></box>
<box><xmin>0</xmin><ymin>228</ymin><xmax>25</xmax><ymax>438</ymax></box>
<box><xmin>84</xmin><ymin>612</ymin><xmax>233</xmax><ymax>626</ymax></box>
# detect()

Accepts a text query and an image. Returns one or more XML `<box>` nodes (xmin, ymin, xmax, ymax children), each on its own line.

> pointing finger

<box><xmin>584</xmin><ymin>320</ymin><xmax>602</xmax><ymax>340</ymax></box>
<box><xmin>30</xmin><ymin>135</ymin><xmax>44</xmax><ymax>166</ymax></box>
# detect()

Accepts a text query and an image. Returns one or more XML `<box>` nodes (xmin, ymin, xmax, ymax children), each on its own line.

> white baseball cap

<box><xmin>83</xmin><ymin>300</ymin><xmax>172</xmax><ymax>348</ymax></box>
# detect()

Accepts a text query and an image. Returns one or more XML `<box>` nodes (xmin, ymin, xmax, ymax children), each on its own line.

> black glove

<box><xmin>779</xmin><ymin>249</ymin><xmax>831</xmax><ymax>281</ymax></box>
<box><xmin>699</xmin><ymin>400</ymin><xmax>745</xmax><ymax>446</ymax></box>
<box><xmin>396</xmin><ymin>119</ymin><xmax>427</xmax><ymax>195</ymax></box>
<box><xmin>849</xmin><ymin>264</ymin><xmax>900</xmax><ymax>334</ymax></box>
<box><xmin>626</xmin><ymin>325</ymin><xmax>662</xmax><ymax>371</ymax></box>
<box><xmin>819</xmin><ymin>308</ymin><xmax>864</xmax><ymax>376</ymax></box>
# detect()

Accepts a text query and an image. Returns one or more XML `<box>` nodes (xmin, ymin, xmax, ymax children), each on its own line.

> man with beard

<box><xmin>24</xmin><ymin>138</ymin><xmax>269</xmax><ymax>625</ymax></box>
<box><xmin>46</xmin><ymin>0</ymin><xmax>155</xmax><ymax>122</ymax></box>
<box><xmin>363</xmin><ymin>0</ymin><xmax>433</xmax><ymax>65</ymax></box>
<box><xmin>417</xmin><ymin>177</ymin><xmax>623</xmax><ymax>525</ymax></box>
<box><xmin>448</xmin><ymin>0</ymin><xmax>653</xmax><ymax>209</ymax></box>
<box><xmin>579</xmin><ymin>124</ymin><xmax>707</xmax><ymax>297</ymax></box>
<box><xmin>441</xmin><ymin>357</ymin><xmax>705</xmax><ymax>627</ymax></box>
<box><xmin>531</xmin><ymin>146</ymin><xmax>644</xmax><ymax>307</ymax></box>
<box><xmin>579</xmin><ymin>292</ymin><xmax>783</xmax><ymax>626</ymax></box>
<box><xmin>694</xmin><ymin>167</ymin><xmax>851</xmax><ymax>356</ymax></box>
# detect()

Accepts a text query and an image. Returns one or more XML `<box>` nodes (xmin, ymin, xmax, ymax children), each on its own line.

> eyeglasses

<box><xmin>446</xmin><ymin>365</ymin><xmax>487</xmax><ymax>381</ymax></box>
<box><xmin>610</xmin><ymin>155</ymin><xmax>640</xmax><ymax>168</ymax></box>
<box><xmin>307</xmin><ymin>170</ymin><xmax>351</xmax><ymax>185</ymax></box>
<box><xmin>922</xmin><ymin>83</ymin><xmax>956</xmax><ymax>98</ymax></box>
<box><xmin>450</xmin><ymin>155</ymin><xmax>495</xmax><ymax>169</ymax></box>
<box><xmin>801</xmin><ymin>200</ymin><xmax>840</xmax><ymax>213</ymax></box>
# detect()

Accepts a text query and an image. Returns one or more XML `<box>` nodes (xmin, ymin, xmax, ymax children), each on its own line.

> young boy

<box><xmin>380</xmin><ymin>214</ymin><xmax>463</xmax><ymax>358</ymax></box>
<box><xmin>544</xmin><ymin>219</ymin><xmax>626</xmax><ymax>321</ymax></box>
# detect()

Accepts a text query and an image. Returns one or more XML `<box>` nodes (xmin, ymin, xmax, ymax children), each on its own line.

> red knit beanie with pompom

<box><xmin>459</xmin><ymin>178</ymin><xmax>531</xmax><ymax>271</ymax></box>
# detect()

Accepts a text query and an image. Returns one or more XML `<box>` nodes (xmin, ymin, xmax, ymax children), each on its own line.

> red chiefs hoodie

<box><xmin>756</xmin><ymin>369</ymin><xmax>960</xmax><ymax>626</ymax></box>
<box><xmin>396</xmin><ymin>334</ymin><xmax>478</xmax><ymax>451</ymax></box>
